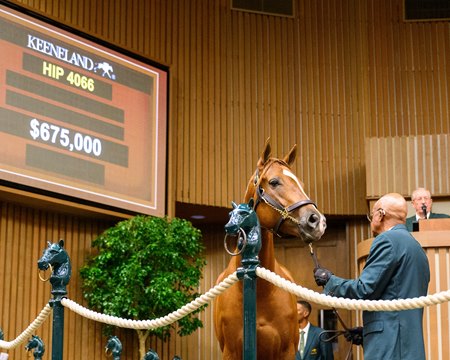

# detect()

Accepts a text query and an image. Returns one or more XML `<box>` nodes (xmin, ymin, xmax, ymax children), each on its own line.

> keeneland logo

<box><xmin>93</xmin><ymin>62</ymin><xmax>115</xmax><ymax>79</ymax></box>
<box><xmin>27</xmin><ymin>34</ymin><xmax>116</xmax><ymax>80</ymax></box>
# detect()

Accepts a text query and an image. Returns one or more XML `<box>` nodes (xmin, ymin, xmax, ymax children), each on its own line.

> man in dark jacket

<box><xmin>314</xmin><ymin>193</ymin><xmax>430</xmax><ymax>360</ymax></box>
<box><xmin>405</xmin><ymin>187</ymin><xmax>450</xmax><ymax>231</ymax></box>
<box><xmin>295</xmin><ymin>300</ymin><xmax>334</xmax><ymax>360</ymax></box>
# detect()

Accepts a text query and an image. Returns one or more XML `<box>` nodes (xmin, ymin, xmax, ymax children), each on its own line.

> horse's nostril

<box><xmin>307</xmin><ymin>213</ymin><xmax>319</xmax><ymax>227</ymax></box>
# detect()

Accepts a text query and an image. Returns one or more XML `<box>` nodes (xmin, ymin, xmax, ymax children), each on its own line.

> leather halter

<box><xmin>252</xmin><ymin>161</ymin><xmax>317</xmax><ymax>237</ymax></box>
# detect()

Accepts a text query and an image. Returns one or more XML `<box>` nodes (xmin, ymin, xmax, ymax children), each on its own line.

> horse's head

<box><xmin>37</xmin><ymin>240</ymin><xmax>68</xmax><ymax>271</ymax></box>
<box><xmin>37</xmin><ymin>239</ymin><xmax>71</xmax><ymax>288</ymax></box>
<box><xmin>25</xmin><ymin>335</ymin><xmax>45</xmax><ymax>356</ymax></box>
<box><xmin>25</xmin><ymin>336</ymin><xmax>37</xmax><ymax>351</ymax></box>
<box><xmin>244</xmin><ymin>139</ymin><xmax>326</xmax><ymax>242</ymax></box>
<box><xmin>225</xmin><ymin>198</ymin><xmax>257</xmax><ymax>236</ymax></box>
<box><xmin>105</xmin><ymin>336</ymin><xmax>122</xmax><ymax>358</ymax></box>
<box><xmin>224</xmin><ymin>199</ymin><xmax>261</xmax><ymax>257</ymax></box>
<box><xmin>143</xmin><ymin>349</ymin><xmax>160</xmax><ymax>360</ymax></box>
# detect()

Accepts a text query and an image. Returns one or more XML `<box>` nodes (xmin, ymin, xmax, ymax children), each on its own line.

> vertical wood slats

<box><xmin>365</xmin><ymin>134</ymin><xmax>450</xmax><ymax>198</ymax></box>
<box><xmin>0</xmin><ymin>201</ymin><xmax>115</xmax><ymax>360</ymax></box>
<box><xmin>1</xmin><ymin>1</ymin><xmax>449</xmax><ymax>358</ymax></box>
<box><xmin>11</xmin><ymin>0</ymin><xmax>450</xmax><ymax>216</ymax></box>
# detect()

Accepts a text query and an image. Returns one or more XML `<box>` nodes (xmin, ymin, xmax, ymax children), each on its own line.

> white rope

<box><xmin>3</xmin><ymin>264</ymin><xmax>449</xmax><ymax>348</ymax></box>
<box><xmin>61</xmin><ymin>272</ymin><xmax>239</xmax><ymax>329</ymax></box>
<box><xmin>62</xmin><ymin>266</ymin><xmax>450</xmax><ymax>331</ymax></box>
<box><xmin>0</xmin><ymin>304</ymin><xmax>52</xmax><ymax>350</ymax></box>
<box><xmin>256</xmin><ymin>267</ymin><xmax>450</xmax><ymax>311</ymax></box>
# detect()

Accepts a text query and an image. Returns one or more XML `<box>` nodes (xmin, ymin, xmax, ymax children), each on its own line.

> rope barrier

<box><xmin>0</xmin><ymin>304</ymin><xmax>52</xmax><ymax>350</ymax></box>
<box><xmin>61</xmin><ymin>266</ymin><xmax>450</xmax><ymax>330</ymax></box>
<box><xmin>2</xmin><ymin>265</ymin><xmax>450</xmax><ymax>351</ymax></box>
<box><xmin>256</xmin><ymin>267</ymin><xmax>450</xmax><ymax>311</ymax></box>
<box><xmin>61</xmin><ymin>272</ymin><xmax>239</xmax><ymax>329</ymax></box>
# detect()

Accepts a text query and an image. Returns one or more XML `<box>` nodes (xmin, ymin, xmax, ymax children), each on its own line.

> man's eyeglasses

<box><xmin>367</xmin><ymin>208</ymin><xmax>386</xmax><ymax>222</ymax></box>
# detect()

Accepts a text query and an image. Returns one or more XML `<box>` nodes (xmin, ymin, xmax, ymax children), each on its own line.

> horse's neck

<box><xmin>258</xmin><ymin>229</ymin><xmax>276</xmax><ymax>270</ymax></box>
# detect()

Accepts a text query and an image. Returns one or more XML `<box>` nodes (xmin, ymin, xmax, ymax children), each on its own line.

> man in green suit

<box><xmin>314</xmin><ymin>193</ymin><xmax>430</xmax><ymax>360</ymax></box>
<box><xmin>295</xmin><ymin>300</ymin><xmax>333</xmax><ymax>360</ymax></box>
<box><xmin>405</xmin><ymin>187</ymin><xmax>450</xmax><ymax>231</ymax></box>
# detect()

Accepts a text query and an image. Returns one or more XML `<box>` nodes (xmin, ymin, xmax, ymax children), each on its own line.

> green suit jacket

<box><xmin>295</xmin><ymin>324</ymin><xmax>334</xmax><ymax>360</ymax></box>
<box><xmin>405</xmin><ymin>212</ymin><xmax>450</xmax><ymax>231</ymax></box>
<box><xmin>324</xmin><ymin>224</ymin><xmax>430</xmax><ymax>360</ymax></box>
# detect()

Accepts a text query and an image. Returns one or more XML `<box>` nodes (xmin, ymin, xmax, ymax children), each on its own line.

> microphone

<box><xmin>421</xmin><ymin>203</ymin><xmax>427</xmax><ymax>219</ymax></box>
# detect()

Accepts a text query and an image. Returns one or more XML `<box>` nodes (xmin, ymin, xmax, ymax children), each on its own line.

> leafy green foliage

<box><xmin>80</xmin><ymin>215</ymin><xmax>207</xmax><ymax>340</ymax></box>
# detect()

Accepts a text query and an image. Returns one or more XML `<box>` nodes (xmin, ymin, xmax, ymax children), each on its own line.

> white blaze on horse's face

<box><xmin>281</xmin><ymin>169</ymin><xmax>327</xmax><ymax>240</ymax></box>
<box><xmin>282</xmin><ymin>169</ymin><xmax>309</xmax><ymax>198</ymax></box>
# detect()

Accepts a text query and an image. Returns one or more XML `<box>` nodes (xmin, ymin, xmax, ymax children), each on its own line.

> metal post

<box><xmin>237</xmin><ymin>256</ymin><xmax>259</xmax><ymax>360</ymax></box>
<box><xmin>225</xmin><ymin>200</ymin><xmax>261</xmax><ymax>360</ymax></box>
<box><xmin>50</xmin><ymin>295</ymin><xmax>65</xmax><ymax>360</ymax></box>
<box><xmin>236</xmin><ymin>215</ymin><xmax>261</xmax><ymax>360</ymax></box>
<box><xmin>37</xmin><ymin>240</ymin><xmax>71</xmax><ymax>360</ymax></box>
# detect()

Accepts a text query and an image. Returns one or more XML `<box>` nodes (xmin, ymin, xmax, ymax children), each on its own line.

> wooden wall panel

<box><xmin>0</xmin><ymin>201</ymin><xmax>116</xmax><ymax>359</ymax></box>
<box><xmin>366</xmin><ymin>134</ymin><xmax>450</xmax><ymax>198</ymax></box>
<box><xmin>9</xmin><ymin>0</ymin><xmax>450</xmax><ymax>216</ymax></box>
<box><xmin>2</xmin><ymin>0</ymin><xmax>450</xmax><ymax>358</ymax></box>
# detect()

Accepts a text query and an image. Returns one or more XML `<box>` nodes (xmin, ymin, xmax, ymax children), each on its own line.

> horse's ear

<box><xmin>231</xmin><ymin>201</ymin><xmax>237</xmax><ymax>209</ymax></box>
<box><xmin>59</xmin><ymin>239</ymin><xmax>65</xmax><ymax>248</ymax></box>
<box><xmin>47</xmin><ymin>240</ymin><xmax>51</xmax><ymax>247</ymax></box>
<box><xmin>248</xmin><ymin>198</ymin><xmax>255</xmax><ymax>208</ymax></box>
<box><xmin>283</xmin><ymin>144</ymin><xmax>297</xmax><ymax>166</ymax></box>
<box><xmin>257</xmin><ymin>137</ymin><xmax>271</xmax><ymax>167</ymax></box>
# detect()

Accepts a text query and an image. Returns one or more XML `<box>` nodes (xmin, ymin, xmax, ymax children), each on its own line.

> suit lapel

<box><xmin>303</xmin><ymin>326</ymin><xmax>318</xmax><ymax>358</ymax></box>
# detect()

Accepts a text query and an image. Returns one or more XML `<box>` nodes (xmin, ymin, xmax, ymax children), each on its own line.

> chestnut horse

<box><xmin>214</xmin><ymin>139</ymin><xmax>326</xmax><ymax>360</ymax></box>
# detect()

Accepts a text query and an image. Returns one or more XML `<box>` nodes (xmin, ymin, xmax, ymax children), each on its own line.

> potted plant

<box><xmin>80</xmin><ymin>215</ymin><xmax>206</xmax><ymax>359</ymax></box>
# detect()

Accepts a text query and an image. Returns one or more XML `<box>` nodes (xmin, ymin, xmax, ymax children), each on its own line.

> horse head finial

<box><xmin>25</xmin><ymin>335</ymin><xmax>45</xmax><ymax>359</ymax></box>
<box><xmin>37</xmin><ymin>239</ymin><xmax>72</xmax><ymax>295</ymax></box>
<box><xmin>105</xmin><ymin>336</ymin><xmax>122</xmax><ymax>359</ymax></box>
<box><xmin>224</xmin><ymin>201</ymin><xmax>261</xmax><ymax>257</ymax></box>
<box><xmin>143</xmin><ymin>349</ymin><xmax>160</xmax><ymax>360</ymax></box>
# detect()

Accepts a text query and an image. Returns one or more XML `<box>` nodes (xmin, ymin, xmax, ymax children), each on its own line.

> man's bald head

<box><xmin>371</xmin><ymin>193</ymin><xmax>408</xmax><ymax>235</ymax></box>
<box><xmin>375</xmin><ymin>193</ymin><xmax>408</xmax><ymax>222</ymax></box>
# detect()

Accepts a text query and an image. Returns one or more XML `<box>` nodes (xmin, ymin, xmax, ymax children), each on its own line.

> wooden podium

<box><xmin>357</xmin><ymin>219</ymin><xmax>450</xmax><ymax>360</ymax></box>
<box><xmin>419</xmin><ymin>217</ymin><xmax>450</xmax><ymax>231</ymax></box>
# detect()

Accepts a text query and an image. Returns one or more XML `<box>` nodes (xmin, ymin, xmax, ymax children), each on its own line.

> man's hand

<box><xmin>344</xmin><ymin>326</ymin><xmax>363</xmax><ymax>346</ymax></box>
<box><xmin>313</xmin><ymin>267</ymin><xmax>333</xmax><ymax>286</ymax></box>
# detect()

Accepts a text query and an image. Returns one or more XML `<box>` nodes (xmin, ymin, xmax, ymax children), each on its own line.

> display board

<box><xmin>0</xmin><ymin>2</ymin><xmax>168</xmax><ymax>216</ymax></box>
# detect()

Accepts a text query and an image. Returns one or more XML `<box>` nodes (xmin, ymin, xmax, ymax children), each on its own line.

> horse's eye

<box><xmin>268</xmin><ymin>178</ymin><xmax>280</xmax><ymax>187</ymax></box>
